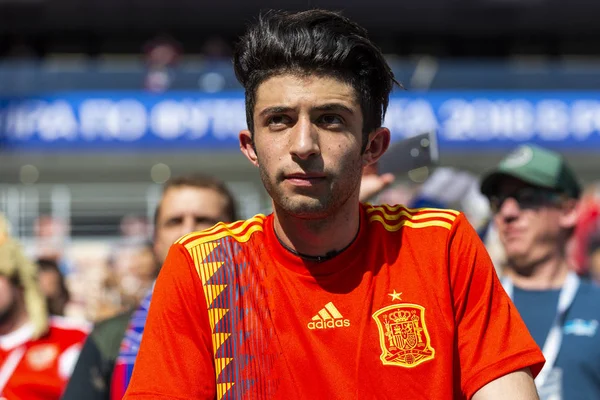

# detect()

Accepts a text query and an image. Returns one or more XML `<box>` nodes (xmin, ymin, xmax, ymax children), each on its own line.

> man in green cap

<box><xmin>481</xmin><ymin>144</ymin><xmax>600</xmax><ymax>400</ymax></box>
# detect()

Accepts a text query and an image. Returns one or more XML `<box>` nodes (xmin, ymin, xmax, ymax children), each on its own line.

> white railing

<box><xmin>0</xmin><ymin>181</ymin><xmax>265</xmax><ymax>241</ymax></box>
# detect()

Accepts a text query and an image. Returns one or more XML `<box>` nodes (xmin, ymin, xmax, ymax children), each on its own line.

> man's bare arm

<box><xmin>472</xmin><ymin>368</ymin><xmax>539</xmax><ymax>400</ymax></box>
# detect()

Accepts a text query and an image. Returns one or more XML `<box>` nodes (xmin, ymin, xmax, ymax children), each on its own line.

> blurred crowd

<box><xmin>21</xmin><ymin>215</ymin><xmax>157</xmax><ymax>323</ymax></box>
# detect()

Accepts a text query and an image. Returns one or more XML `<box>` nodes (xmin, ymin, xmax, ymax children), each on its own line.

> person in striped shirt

<box><xmin>125</xmin><ymin>9</ymin><xmax>544</xmax><ymax>400</ymax></box>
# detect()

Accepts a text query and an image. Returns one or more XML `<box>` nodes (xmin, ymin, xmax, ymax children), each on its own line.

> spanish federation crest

<box><xmin>372</xmin><ymin>304</ymin><xmax>435</xmax><ymax>368</ymax></box>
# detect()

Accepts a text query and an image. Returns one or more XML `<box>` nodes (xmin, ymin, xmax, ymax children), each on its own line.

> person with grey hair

<box><xmin>481</xmin><ymin>144</ymin><xmax>600</xmax><ymax>400</ymax></box>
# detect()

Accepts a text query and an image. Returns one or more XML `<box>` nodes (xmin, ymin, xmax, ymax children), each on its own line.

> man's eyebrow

<box><xmin>258</xmin><ymin>103</ymin><xmax>355</xmax><ymax>118</ymax></box>
<box><xmin>258</xmin><ymin>106</ymin><xmax>294</xmax><ymax>117</ymax></box>
<box><xmin>313</xmin><ymin>103</ymin><xmax>355</xmax><ymax>115</ymax></box>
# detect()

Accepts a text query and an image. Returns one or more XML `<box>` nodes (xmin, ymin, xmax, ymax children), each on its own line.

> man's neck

<box><xmin>272</xmin><ymin>197</ymin><xmax>360</xmax><ymax>258</ymax></box>
<box><xmin>506</xmin><ymin>256</ymin><xmax>571</xmax><ymax>290</ymax></box>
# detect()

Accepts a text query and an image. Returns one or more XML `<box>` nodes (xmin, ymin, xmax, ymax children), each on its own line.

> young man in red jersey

<box><xmin>0</xmin><ymin>215</ymin><xmax>89</xmax><ymax>399</ymax></box>
<box><xmin>125</xmin><ymin>10</ymin><xmax>544</xmax><ymax>400</ymax></box>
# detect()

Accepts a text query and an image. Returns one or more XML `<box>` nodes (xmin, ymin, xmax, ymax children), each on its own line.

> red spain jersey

<box><xmin>125</xmin><ymin>204</ymin><xmax>544</xmax><ymax>400</ymax></box>
<box><xmin>0</xmin><ymin>317</ymin><xmax>90</xmax><ymax>400</ymax></box>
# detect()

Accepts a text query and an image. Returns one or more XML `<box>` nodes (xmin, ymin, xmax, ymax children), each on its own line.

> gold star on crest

<box><xmin>388</xmin><ymin>290</ymin><xmax>403</xmax><ymax>301</ymax></box>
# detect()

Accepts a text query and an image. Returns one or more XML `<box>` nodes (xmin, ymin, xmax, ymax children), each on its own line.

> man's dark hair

<box><xmin>233</xmin><ymin>9</ymin><xmax>399</xmax><ymax>149</ymax></box>
<box><xmin>37</xmin><ymin>258</ymin><xmax>70</xmax><ymax>316</ymax></box>
<box><xmin>153</xmin><ymin>174</ymin><xmax>238</xmax><ymax>228</ymax></box>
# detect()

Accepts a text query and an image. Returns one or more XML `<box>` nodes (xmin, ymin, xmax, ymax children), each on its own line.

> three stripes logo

<box><xmin>307</xmin><ymin>302</ymin><xmax>350</xmax><ymax>330</ymax></box>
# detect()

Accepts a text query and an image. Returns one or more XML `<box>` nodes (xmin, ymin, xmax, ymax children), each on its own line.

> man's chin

<box><xmin>506</xmin><ymin>253</ymin><xmax>536</xmax><ymax>272</ymax></box>
<box><xmin>286</xmin><ymin>206</ymin><xmax>330</xmax><ymax>219</ymax></box>
<box><xmin>503</xmin><ymin>243</ymin><xmax>527</xmax><ymax>260</ymax></box>
<box><xmin>276</xmin><ymin>197</ymin><xmax>331</xmax><ymax>219</ymax></box>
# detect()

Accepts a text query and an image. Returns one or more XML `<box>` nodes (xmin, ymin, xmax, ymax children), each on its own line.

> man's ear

<box><xmin>559</xmin><ymin>198</ymin><xmax>580</xmax><ymax>230</ymax></box>
<box><xmin>239</xmin><ymin>130</ymin><xmax>259</xmax><ymax>167</ymax></box>
<box><xmin>362</xmin><ymin>127</ymin><xmax>391</xmax><ymax>168</ymax></box>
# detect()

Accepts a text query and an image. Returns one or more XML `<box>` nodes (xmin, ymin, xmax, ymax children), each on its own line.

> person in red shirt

<box><xmin>0</xmin><ymin>215</ymin><xmax>89</xmax><ymax>400</ymax></box>
<box><xmin>125</xmin><ymin>9</ymin><xmax>545</xmax><ymax>400</ymax></box>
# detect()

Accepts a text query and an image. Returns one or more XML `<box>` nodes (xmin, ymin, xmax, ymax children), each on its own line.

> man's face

<box><xmin>114</xmin><ymin>245</ymin><xmax>158</xmax><ymax>302</ymax></box>
<box><xmin>38</xmin><ymin>269</ymin><xmax>61</xmax><ymax>299</ymax></box>
<box><xmin>492</xmin><ymin>177</ymin><xmax>568</xmax><ymax>269</ymax></box>
<box><xmin>0</xmin><ymin>275</ymin><xmax>18</xmax><ymax>324</ymax></box>
<box><xmin>153</xmin><ymin>186</ymin><xmax>231</xmax><ymax>263</ymax></box>
<box><xmin>241</xmin><ymin>74</ymin><xmax>370</xmax><ymax>218</ymax></box>
<box><xmin>113</xmin><ymin>245</ymin><xmax>157</xmax><ymax>281</ymax></box>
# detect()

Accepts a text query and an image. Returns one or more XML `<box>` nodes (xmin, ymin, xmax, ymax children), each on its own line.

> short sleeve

<box><xmin>123</xmin><ymin>243</ymin><xmax>216</xmax><ymax>399</ymax></box>
<box><xmin>449</xmin><ymin>213</ymin><xmax>545</xmax><ymax>399</ymax></box>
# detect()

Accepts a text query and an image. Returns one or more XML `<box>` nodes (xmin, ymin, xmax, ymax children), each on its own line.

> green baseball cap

<box><xmin>480</xmin><ymin>144</ymin><xmax>581</xmax><ymax>199</ymax></box>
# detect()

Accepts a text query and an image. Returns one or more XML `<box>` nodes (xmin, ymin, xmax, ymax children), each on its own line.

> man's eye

<box><xmin>165</xmin><ymin>218</ymin><xmax>182</xmax><ymax>227</ymax></box>
<box><xmin>268</xmin><ymin>115</ymin><xmax>291</xmax><ymax>126</ymax></box>
<box><xmin>319</xmin><ymin>115</ymin><xmax>343</xmax><ymax>125</ymax></box>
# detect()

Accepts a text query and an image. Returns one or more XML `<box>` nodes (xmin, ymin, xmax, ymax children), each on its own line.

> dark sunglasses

<box><xmin>488</xmin><ymin>187</ymin><xmax>565</xmax><ymax>214</ymax></box>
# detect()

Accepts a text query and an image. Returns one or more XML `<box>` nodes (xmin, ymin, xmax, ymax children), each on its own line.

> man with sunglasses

<box><xmin>481</xmin><ymin>144</ymin><xmax>600</xmax><ymax>400</ymax></box>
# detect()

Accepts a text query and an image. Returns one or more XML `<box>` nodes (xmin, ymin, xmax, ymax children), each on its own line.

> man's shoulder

<box><xmin>174</xmin><ymin>214</ymin><xmax>269</xmax><ymax>249</ymax></box>
<box><xmin>563</xmin><ymin>278</ymin><xmax>600</xmax><ymax>338</ymax></box>
<box><xmin>577</xmin><ymin>278</ymin><xmax>600</xmax><ymax>301</ymax></box>
<box><xmin>87</xmin><ymin>309</ymin><xmax>136</xmax><ymax>361</ymax></box>
<box><xmin>363</xmin><ymin>203</ymin><xmax>461</xmax><ymax>234</ymax></box>
<box><xmin>48</xmin><ymin>316</ymin><xmax>91</xmax><ymax>336</ymax></box>
<box><xmin>91</xmin><ymin>309</ymin><xmax>135</xmax><ymax>340</ymax></box>
<box><xmin>44</xmin><ymin>316</ymin><xmax>90</xmax><ymax>349</ymax></box>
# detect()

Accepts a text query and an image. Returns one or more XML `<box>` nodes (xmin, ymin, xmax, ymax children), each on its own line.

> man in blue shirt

<box><xmin>481</xmin><ymin>144</ymin><xmax>600</xmax><ymax>400</ymax></box>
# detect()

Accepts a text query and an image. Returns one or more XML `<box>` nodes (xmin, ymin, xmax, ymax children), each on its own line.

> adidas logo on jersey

<box><xmin>307</xmin><ymin>302</ymin><xmax>350</xmax><ymax>330</ymax></box>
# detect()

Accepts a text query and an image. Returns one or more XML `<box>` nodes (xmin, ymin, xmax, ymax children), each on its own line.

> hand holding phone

<box><xmin>377</xmin><ymin>131</ymin><xmax>439</xmax><ymax>176</ymax></box>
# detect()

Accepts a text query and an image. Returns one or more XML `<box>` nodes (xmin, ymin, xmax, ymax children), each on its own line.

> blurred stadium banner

<box><xmin>1</xmin><ymin>91</ymin><xmax>600</xmax><ymax>151</ymax></box>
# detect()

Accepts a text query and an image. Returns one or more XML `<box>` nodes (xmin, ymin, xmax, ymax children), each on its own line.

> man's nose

<box><xmin>498</xmin><ymin>197</ymin><xmax>521</xmax><ymax>220</ymax></box>
<box><xmin>289</xmin><ymin>117</ymin><xmax>320</xmax><ymax>160</ymax></box>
